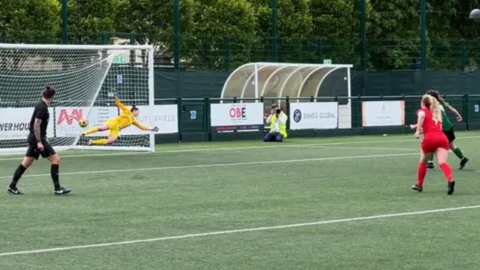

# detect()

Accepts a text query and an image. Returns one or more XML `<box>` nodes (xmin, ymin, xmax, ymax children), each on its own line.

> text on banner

<box><xmin>210</xmin><ymin>103</ymin><xmax>264</xmax><ymax>131</ymax></box>
<box><xmin>289</xmin><ymin>102</ymin><xmax>338</xmax><ymax>130</ymax></box>
<box><xmin>362</xmin><ymin>101</ymin><xmax>405</xmax><ymax>127</ymax></box>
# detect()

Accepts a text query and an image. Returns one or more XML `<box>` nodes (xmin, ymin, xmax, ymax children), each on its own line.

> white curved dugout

<box><xmin>220</xmin><ymin>62</ymin><xmax>353</xmax><ymax>128</ymax></box>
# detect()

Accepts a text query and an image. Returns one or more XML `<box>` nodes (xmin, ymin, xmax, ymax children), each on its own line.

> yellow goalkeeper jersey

<box><xmin>114</xmin><ymin>98</ymin><xmax>149</xmax><ymax>131</ymax></box>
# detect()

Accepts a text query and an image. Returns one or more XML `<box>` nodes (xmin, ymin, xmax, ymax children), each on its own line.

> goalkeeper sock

<box><xmin>10</xmin><ymin>164</ymin><xmax>27</xmax><ymax>188</ymax></box>
<box><xmin>428</xmin><ymin>155</ymin><xmax>434</xmax><ymax>163</ymax></box>
<box><xmin>92</xmin><ymin>139</ymin><xmax>109</xmax><ymax>145</ymax></box>
<box><xmin>452</xmin><ymin>148</ymin><xmax>465</xmax><ymax>160</ymax></box>
<box><xmin>51</xmin><ymin>164</ymin><xmax>60</xmax><ymax>190</ymax></box>
<box><xmin>84</xmin><ymin>127</ymin><xmax>99</xmax><ymax>135</ymax></box>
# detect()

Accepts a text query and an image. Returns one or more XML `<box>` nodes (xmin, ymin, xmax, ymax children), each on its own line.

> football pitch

<box><xmin>2</xmin><ymin>132</ymin><xmax>480</xmax><ymax>270</ymax></box>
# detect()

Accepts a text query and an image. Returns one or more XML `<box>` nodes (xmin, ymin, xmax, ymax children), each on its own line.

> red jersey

<box><xmin>416</xmin><ymin>108</ymin><xmax>443</xmax><ymax>136</ymax></box>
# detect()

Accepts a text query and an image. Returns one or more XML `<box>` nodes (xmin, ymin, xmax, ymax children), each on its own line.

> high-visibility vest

<box><xmin>270</xmin><ymin>112</ymin><xmax>288</xmax><ymax>138</ymax></box>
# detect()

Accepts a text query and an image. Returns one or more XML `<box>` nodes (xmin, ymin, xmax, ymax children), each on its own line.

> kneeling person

<box><xmin>264</xmin><ymin>104</ymin><xmax>288</xmax><ymax>142</ymax></box>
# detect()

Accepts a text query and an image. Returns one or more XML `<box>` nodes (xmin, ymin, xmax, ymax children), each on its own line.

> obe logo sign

<box><xmin>229</xmin><ymin>105</ymin><xmax>247</xmax><ymax>120</ymax></box>
<box><xmin>210</xmin><ymin>103</ymin><xmax>264</xmax><ymax>131</ymax></box>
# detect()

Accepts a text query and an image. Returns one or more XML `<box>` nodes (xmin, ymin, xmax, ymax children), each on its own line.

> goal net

<box><xmin>220</xmin><ymin>62</ymin><xmax>353</xmax><ymax>129</ymax></box>
<box><xmin>0</xmin><ymin>44</ymin><xmax>155</xmax><ymax>155</ymax></box>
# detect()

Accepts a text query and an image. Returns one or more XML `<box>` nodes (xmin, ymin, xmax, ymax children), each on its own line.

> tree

<box><xmin>309</xmin><ymin>0</ymin><xmax>369</xmax><ymax>65</ymax></box>
<box><xmin>367</xmin><ymin>0</ymin><xmax>420</xmax><ymax>70</ymax></box>
<box><xmin>0</xmin><ymin>0</ymin><xmax>60</xmax><ymax>43</ymax></box>
<box><xmin>67</xmin><ymin>0</ymin><xmax>121</xmax><ymax>43</ymax></box>
<box><xmin>248</xmin><ymin>0</ymin><xmax>313</xmax><ymax>63</ymax></box>
<box><xmin>428</xmin><ymin>0</ymin><xmax>480</xmax><ymax>70</ymax></box>
<box><xmin>184</xmin><ymin>0</ymin><xmax>257</xmax><ymax>69</ymax></box>
<box><xmin>116</xmin><ymin>0</ymin><xmax>195</xmax><ymax>65</ymax></box>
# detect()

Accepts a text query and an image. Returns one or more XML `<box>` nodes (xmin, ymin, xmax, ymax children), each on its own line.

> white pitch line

<box><xmin>0</xmin><ymin>135</ymin><xmax>477</xmax><ymax>161</ymax></box>
<box><xmin>0</xmin><ymin>152</ymin><xmax>417</xmax><ymax>180</ymax></box>
<box><xmin>311</xmin><ymin>145</ymin><xmax>415</xmax><ymax>151</ymax></box>
<box><xmin>0</xmin><ymin>204</ymin><xmax>478</xmax><ymax>257</ymax></box>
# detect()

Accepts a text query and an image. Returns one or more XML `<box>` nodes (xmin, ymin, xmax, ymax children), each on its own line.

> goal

<box><xmin>220</xmin><ymin>62</ymin><xmax>354</xmax><ymax>128</ymax></box>
<box><xmin>0</xmin><ymin>44</ymin><xmax>155</xmax><ymax>155</ymax></box>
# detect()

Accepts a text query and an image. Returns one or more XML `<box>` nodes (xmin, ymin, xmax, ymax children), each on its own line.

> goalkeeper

<box><xmin>82</xmin><ymin>93</ymin><xmax>158</xmax><ymax>145</ymax></box>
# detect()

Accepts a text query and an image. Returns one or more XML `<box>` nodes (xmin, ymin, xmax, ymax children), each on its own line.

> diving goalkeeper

<box><xmin>81</xmin><ymin>93</ymin><xmax>158</xmax><ymax>145</ymax></box>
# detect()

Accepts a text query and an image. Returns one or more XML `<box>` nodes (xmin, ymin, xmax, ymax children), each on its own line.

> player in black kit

<box><xmin>8</xmin><ymin>86</ymin><xmax>71</xmax><ymax>195</ymax></box>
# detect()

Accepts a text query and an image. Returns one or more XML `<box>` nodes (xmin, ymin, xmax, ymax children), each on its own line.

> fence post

<box><xmin>359</xmin><ymin>0</ymin><xmax>366</xmax><ymax>70</ymax></box>
<box><xmin>173</xmin><ymin>0</ymin><xmax>180</xmax><ymax>70</ymax></box>
<box><xmin>61</xmin><ymin>0</ymin><xmax>68</xmax><ymax>43</ymax></box>
<box><xmin>357</xmin><ymin>96</ymin><xmax>362</xmax><ymax>131</ymax></box>
<box><xmin>316</xmin><ymin>39</ymin><xmax>323</xmax><ymax>63</ymax></box>
<box><xmin>464</xmin><ymin>94</ymin><xmax>469</xmax><ymax>130</ymax></box>
<box><xmin>224</xmin><ymin>36</ymin><xmax>231</xmax><ymax>72</ymax></box>
<box><xmin>177</xmin><ymin>97</ymin><xmax>183</xmax><ymax>142</ymax></box>
<box><xmin>420</xmin><ymin>0</ymin><xmax>427</xmax><ymax>70</ymax></box>
<box><xmin>1</xmin><ymin>28</ymin><xmax>6</xmax><ymax>42</ymax></box>
<box><xmin>101</xmin><ymin>32</ymin><xmax>108</xmax><ymax>44</ymax></box>
<box><xmin>460</xmin><ymin>39</ymin><xmax>466</xmax><ymax>71</ymax></box>
<box><xmin>271</xmin><ymin>0</ymin><xmax>278</xmax><ymax>62</ymax></box>
<box><xmin>286</xmin><ymin>96</ymin><xmax>290</xmax><ymax>130</ymax></box>
<box><xmin>205</xmin><ymin>98</ymin><xmax>211</xmax><ymax>141</ymax></box>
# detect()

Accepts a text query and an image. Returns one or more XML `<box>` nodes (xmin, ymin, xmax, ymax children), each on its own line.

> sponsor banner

<box><xmin>213</xmin><ymin>125</ymin><xmax>263</xmax><ymax>132</ymax></box>
<box><xmin>56</xmin><ymin>105</ymin><xmax>179</xmax><ymax>137</ymax></box>
<box><xmin>289</xmin><ymin>102</ymin><xmax>338</xmax><ymax>130</ymax></box>
<box><xmin>362</xmin><ymin>101</ymin><xmax>405</xmax><ymax>127</ymax></box>
<box><xmin>121</xmin><ymin>105</ymin><xmax>178</xmax><ymax>135</ymax></box>
<box><xmin>0</xmin><ymin>108</ymin><xmax>54</xmax><ymax>140</ymax></box>
<box><xmin>210</xmin><ymin>103</ymin><xmax>264</xmax><ymax>131</ymax></box>
<box><xmin>56</xmin><ymin>107</ymin><xmax>117</xmax><ymax>137</ymax></box>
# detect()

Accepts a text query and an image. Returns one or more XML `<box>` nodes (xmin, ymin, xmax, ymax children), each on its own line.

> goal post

<box><xmin>0</xmin><ymin>43</ymin><xmax>155</xmax><ymax>155</ymax></box>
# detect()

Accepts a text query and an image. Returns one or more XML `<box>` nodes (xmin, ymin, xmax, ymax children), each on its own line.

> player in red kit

<box><xmin>412</xmin><ymin>94</ymin><xmax>455</xmax><ymax>195</ymax></box>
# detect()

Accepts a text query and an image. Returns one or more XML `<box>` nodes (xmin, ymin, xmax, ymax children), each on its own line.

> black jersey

<box><xmin>29</xmin><ymin>100</ymin><xmax>50</xmax><ymax>137</ymax></box>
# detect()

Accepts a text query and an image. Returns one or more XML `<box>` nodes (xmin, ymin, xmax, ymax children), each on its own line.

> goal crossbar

<box><xmin>0</xmin><ymin>44</ymin><xmax>153</xmax><ymax>50</ymax></box>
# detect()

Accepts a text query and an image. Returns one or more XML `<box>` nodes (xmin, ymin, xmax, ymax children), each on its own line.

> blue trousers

<box><xmin>264</xmin><ymin>132</ymin><xmax>284</xmax><ymax>142</ymax></box>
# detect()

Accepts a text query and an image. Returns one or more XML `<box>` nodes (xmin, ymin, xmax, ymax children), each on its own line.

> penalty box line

<box><xmin>0</xmin><ymin>152</ymin><xmax>418</xmax><ymax>180</ymax></box>
<box><xmin>0</xmin><ymin>205</ymin><xmax>479</xmax><ymax>257</ymax></box>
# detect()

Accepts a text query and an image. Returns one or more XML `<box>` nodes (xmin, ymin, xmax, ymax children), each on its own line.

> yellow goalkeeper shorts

<box><xmin>106</xmin><ymin>118</ymin><xmax>120</xmax><ymax>139</ymax></box>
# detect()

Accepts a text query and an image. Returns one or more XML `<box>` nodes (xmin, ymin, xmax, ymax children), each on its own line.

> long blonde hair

<box><xmin>422</xmin><ymin>94</ymin><xmax>442</xmax><ymax>124</ymax></box>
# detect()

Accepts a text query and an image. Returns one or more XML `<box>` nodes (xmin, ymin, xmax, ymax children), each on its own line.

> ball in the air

<box><xmin>78</xmin><ymin>119</ymin><xmax>89</xmax><ymax>128</ymax></box>
<box><xmin>470</xmin><ymin>9</ymin><xmax>480</xmax><ymax>21</ymax></box>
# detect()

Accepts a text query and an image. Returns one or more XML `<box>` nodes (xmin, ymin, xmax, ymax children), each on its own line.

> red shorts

<box><xmin>421</xmin><ymin>134</ymin><xmax>449</xmax><ymax>153</ymax></box>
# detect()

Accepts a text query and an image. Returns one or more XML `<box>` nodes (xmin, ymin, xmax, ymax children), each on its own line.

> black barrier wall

<box><xmin>152</xmin><ymin>69</ymin><xmax>480</xmax><ymax>98</ymax></box>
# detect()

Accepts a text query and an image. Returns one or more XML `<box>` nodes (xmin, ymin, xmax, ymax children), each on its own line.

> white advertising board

<box><xmin>290</xmin><ymin>102</ymin><xmax>338</xmax><ymax>130</ymax></box>
<box><xmin>362</xmin><ymin>101</ymin><xmax>405</xmax><ymax>127</ymax></box>
<box><xmin>55</xmin><ymin>107</ymin><xmax>117</xmax><ymax>137</ymax></box>
<box><xmin>210</xmin><ymin>103</ymin><xmax>264</xmax><ymax>131</ymax></box>
<box><xmin>121</xmin><ymin>105</ymin><xmax>178</xmax><ymax>135</ymax></box>
<box><xmin>56</xmin><ymin>105</ymin><xmax>179</xmax><ymax>137</ymax></box>
<box><xmin>0</xmin><ymin>108</ymin><xmax>54</xmax><ymax>140</ymax></box>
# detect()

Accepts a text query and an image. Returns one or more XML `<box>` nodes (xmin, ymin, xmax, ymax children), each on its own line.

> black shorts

<box><xmin>26</xmin><ymin>134</ymin><xmax>56</xmax><ymax>160</ymax></box>
<box><xmin>443</xmin><ymin>128</ymin><xmax>455</xmax><ymax>143</ymax></box>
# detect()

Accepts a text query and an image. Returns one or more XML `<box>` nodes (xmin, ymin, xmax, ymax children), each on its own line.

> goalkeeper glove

<box><xmin>151</xmin><ymin>127</ymin><xmax>159</xmax><ymax>132</ymax></box>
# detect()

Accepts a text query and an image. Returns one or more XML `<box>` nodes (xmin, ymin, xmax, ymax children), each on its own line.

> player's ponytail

<box><xmin>423</xmin><ymin>94</ymin><xmax>442</xmax><ymax>124</ymax></box>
